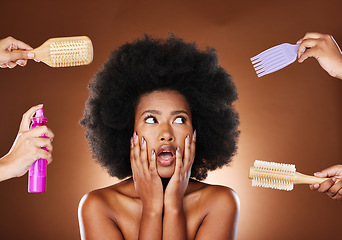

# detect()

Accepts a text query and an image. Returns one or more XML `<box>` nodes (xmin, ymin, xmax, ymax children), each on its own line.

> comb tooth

<box><xmin>252</xmin><ymin>52</ymin><xmax>288</xmax><ymax>73</ymax></box>
<box><xmin>253</xmin><ymin>48</ymin><xmax>284</xmax><ymax>63</ymax></box>
<box><xmin>251</xmin><ymin>160</ymin><xmax>296</xmax><ymax>190</ymax></box>
<box><xmin>250</xmin><ymin>44</ymin><xmax>286</xmax><ymax>62</ymax></box>
<box><xmin>255</xmin><ymin>57</ymin><xmax>288</xmax><ymax>74</ymax></box>
<box><xmin>252</xmin><ymin>175</ymin><xmax>294</xmax><ymax>191</ymax></box>
<box><xmin>251</xmin><ymin>58</ymin><xmax>261</xmax><ymax>65</ymax></box>
<box><xmin>256</xmin><ymin>61</ymin><xmax>292</xmax><ymax>77</ymax></box>
<box><xmin>253</xmin><ymin>51</ymin><xmax>287</xmax><ymax>68</ymax></box>
<box><xmin>253</xmin><ymin>54</ymin><xmax>286</xmax><ymax>70</ymax></box>
<box><xmin>253</xmin><ymin>61</ymin><xmax>264</xmax><ymax>70</ymax></box>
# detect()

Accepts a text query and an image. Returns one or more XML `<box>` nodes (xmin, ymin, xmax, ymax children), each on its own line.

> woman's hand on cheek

<box><xmin>130</xmin><ymin>132</ymin><xmax>163</xmax><ymax>212</ymax></box>
<box><xmin>164</xmin><ymin>131</ymin><xmax>196</xmax><ymax>209</ymax></box>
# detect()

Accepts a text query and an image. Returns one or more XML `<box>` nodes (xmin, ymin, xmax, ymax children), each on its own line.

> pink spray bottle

<box><xmin>28</xmin><ymin>108</ymin><xmax>48</xmax><ymax>193</ymax></box>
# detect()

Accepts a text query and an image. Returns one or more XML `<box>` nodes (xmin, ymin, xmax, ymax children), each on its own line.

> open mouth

<box><xmin>156</xmin><ymin>145</ymin><xmax>176</xmax><ymax>167</ymax></box>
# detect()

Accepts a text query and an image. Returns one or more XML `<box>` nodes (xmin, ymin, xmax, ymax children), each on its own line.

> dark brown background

<box><xmin>1</xmin><ymin>0</ymin><xmax>342</xmax><ymax>239</ymax></box>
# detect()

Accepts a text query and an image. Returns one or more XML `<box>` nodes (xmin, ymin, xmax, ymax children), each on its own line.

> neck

<box><xmin>161</xmin><ymin>178</ymin><xmax>171</xmax><ymax>190</ymax></box>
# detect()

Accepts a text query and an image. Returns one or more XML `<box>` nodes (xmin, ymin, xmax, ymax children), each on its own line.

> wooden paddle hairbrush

<box><xmin>249</xmin><ymin>160</ymin><xmax>339</xmax><ymax>191</ymax></box>
<box><xmin>14</xmin><ymin>36</ymin><xmax>93</xmax><ymax>67</ymax></box>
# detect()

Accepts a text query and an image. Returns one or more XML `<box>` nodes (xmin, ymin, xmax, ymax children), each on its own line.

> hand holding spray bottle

<box><xmin>28</xmin><ymin>108</ymin><xmax>48</xmax><ymax>193</ymax></box>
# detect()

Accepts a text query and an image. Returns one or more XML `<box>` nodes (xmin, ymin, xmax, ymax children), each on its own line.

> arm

<box><xmin>0</xmin><ymin>36</ymin><xmax>34</xmax><ymax>68</ymax></box>
<box><xmin>297</xmin><ymin>32</ymin><xmax>342</xmax><ymax>79</ymax></box>
<box><xmin>78</xmin><ymin>192</ymin><xmax>124</xmax><ymax>240</ymax></box>
<box><xmin>0</xmin><ymin>104</ymin><xmax>54</xmax><ymax>182</ymax></box>
<box><xmin>131</xmin><ymin>133</ymin><xmax>163</xmax><ymax>240</ymax></box>
<box><xmin>310</xmin><ymin>165</ymin><xmax>342</xmax><ymax>201</ymax></box>
<box><xmin>163</xmin><ymin>132</ymin><xmax>196</xmax><ymax>240</ymax></box>
<box><xmin>195</xmin><ymin>187</ymin><xmax>240</xmax><ymax>240</ymax></box>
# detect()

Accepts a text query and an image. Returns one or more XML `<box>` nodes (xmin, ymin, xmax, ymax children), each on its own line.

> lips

<box><xmin>156</xmin><ymin>145</ymin><xmax>176</xmax><ymax>167</ymax></box>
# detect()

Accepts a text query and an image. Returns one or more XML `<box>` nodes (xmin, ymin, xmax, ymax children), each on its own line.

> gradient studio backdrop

<box><xmin>1</xmin><ymin>0</ymin><xmax>342</xmax><ymax>239</ymax></box>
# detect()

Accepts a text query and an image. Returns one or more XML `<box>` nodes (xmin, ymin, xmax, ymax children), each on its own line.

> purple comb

<box><xmin>251</xmin><ymin>43</ymin><xmax>299</xmax><ymax>77</ymax></box>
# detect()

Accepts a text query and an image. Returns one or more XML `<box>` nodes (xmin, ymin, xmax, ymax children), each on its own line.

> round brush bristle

<box><xmin>49</xmin><ymin>40</ymin><xmax>93</xmax><ymax>67</ymax></box>
<box><xmin>252</xmin><ymin>160</ymin><xmax>296</xmax><ymax>191</ymax></box>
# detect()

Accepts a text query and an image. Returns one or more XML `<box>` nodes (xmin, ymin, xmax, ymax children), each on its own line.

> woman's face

<box><xmin>134</xmin><ymin>90</ymin><xmax>193</xmax><ymax>178</ymax></box>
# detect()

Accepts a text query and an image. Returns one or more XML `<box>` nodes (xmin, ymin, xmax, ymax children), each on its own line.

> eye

<box><xmin>174</xmin><ymin>116</ymin><xmax>186</xmax><ymax>124</ymax></box>
<box><xmin>145</xmin><ymin>116</ymin><xmax>157</xmax><ymax>124</ymax></box>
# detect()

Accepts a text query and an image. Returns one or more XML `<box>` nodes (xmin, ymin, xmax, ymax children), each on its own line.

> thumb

<box><xmin>314</xmin><ymin>165</ymin><xmax>342</xmax><ymax>178</ymax></box>
<box><xmin>19</xmin><ymin>104</ymin><xmax>44</xmax><ymax>132</ymax></box>
<box><xmin>8</xmin><ymin>50</ymin><xmax>34</xmax><ymax>61</ymax></box>
<box><xmin>314</xmin><ymin>171</ymin><xmax>326</xmax><ymax>177</ymax></box>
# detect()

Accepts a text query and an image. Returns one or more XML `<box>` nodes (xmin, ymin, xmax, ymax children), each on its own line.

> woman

<box><xmin>79</xmin><ymin>35</ymin><xmax>240</xmax><ymax>239</ymax></box>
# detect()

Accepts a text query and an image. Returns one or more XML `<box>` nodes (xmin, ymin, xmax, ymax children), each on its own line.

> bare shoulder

<box><xmin>189</xmin><ymin>180</ymin><xmax>240</xmax><ymax>214</ymax></box>
<box><xmin>186</xmin><ymin>181</ymin><xmax>239</xmax><ymax>239</ymax></box>
<box><xmin>205</xmin><ymin>184</ymin><xmax>239</xmax><ymax>208</ymax></box>
<box><xmin>78</xmin><ymin>178</ymin><xmax>134</xmax><ymax>220</ymax></box>
<box><xmin>78</xmin><ymin>179</ymin><xmax>135</xmax><ymax>239</ymax></box>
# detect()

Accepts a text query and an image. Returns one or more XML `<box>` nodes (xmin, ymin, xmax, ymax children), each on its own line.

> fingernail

<box><xmin>151</xmin><ymin>149</ymin><xmax>155</xmax><ymax>156</ymax></box>
<box><xmin>332</xmin><ymin>177</ymin><xmax>336</xmax><ymax>182</ymax></box>
<box><xmin>133</xmin><ymin>132</ymin><xmax>137</xmax><ymax>141</ymax></box>
<box><xmin>193</xmin><ymin>130</ymin><xmax>197</xmax><ymax>139</ymax></box>
<box><xmin>187</xmin><ymin>134</ymin><xmax>190</xmax><ymax>142</ymax></box>
<box><xmin>28</xmin><ymin>52</ymin><xmax>34</xmax><ymax>59</ymax></box>
<box><xmin>130</xmin><ymin>137</ymin><xmax>133</xmax><ymax>145</ymax></box>
<box><xmin>314</xmin><ymin>183</ymin><xmax>320</xmax><ymax>189</ymax></box>
<box><xmin>177</xmin><ymin>147</ymin><xmax>180</xmax><ymax>153</ymax></box>
<box><xmin>141</xmin><ymin>136</ymin><xmax>145</xmax><ymax>145</ymax></box>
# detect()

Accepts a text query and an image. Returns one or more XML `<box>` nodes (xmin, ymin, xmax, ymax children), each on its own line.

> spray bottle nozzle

<box><xmin>35</xmin><ymin>108</ymin><xmax>44</xmax><ymax>118</ymax></box>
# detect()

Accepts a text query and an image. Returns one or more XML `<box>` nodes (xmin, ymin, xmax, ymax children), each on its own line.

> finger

<box><xmin>140</xmin><ymin>136</ymin><xmax>149</xmax><ymax>171</ymax></box>
<box><xmin>19</xmin><ymin>104</ymin><xmax>44</xmax><ymax>132</ymax></box>
<box><xmin>16</xmin><ymin>59</ymin><xmax>28</xmax><ymax>67</ymax></box>
<box><xmin>183</xmin><ymin>134</ymin><xmax>191</xmax><ymax>170</ymax></box>
<box><xmin>296</xmin><ymin>32</ymin><xmax>321</xmax><ymax>45</ymax></box>
<box><xmin>297</xmin><ymin>39</ymin><xmax>320</xmax><ymax>62</ymax></box>
<box><xmin>4</xmin><ymin>36</ymin><xmax>33</xmax><ymax>51</ymax></box>
<box><xmin>332</xmin><ymin>188</ymin><xmax>342</xmax><ymax>201</ymax></box>
<box><xmin>174</xmin><ymin>147</ymin><xmax>182</xmax><ymax>176</ymax></box>
<box><xmin>296</xmin><ymin>38</ymin><xmax>304</xmax><ymax>45</ymax></box>
<box><xmin>28</xmin><ymin>126</ymin><xmax>54</xmax><ymax>140</ymax></box>
<box><xmin>327</xmin><ymin>179</ymin><xmax>342</xmax><ymax>198</ymax></box>
<box><xmin>301</xmin><ymin>32</ymin><xmax>325</xmax><ymax>41</ymax></box>
<box><xmin>130</xmin><ymin>136</ymin><xmax>138</xmax><ymax>180</ymax></box>
<box><xmin>317</xmin><ymin>178</ymin><xmax>335</xmax><ymax>193</ymax></box>
<box><xmin>6</xmin><ymin>51</ymin><xmax>34</xmax><ymax>63</ymax></box>
<box><xmin>34</xmin><ymin>148</ymin><xmax>52</xmax><ymax>164</ymax></box>
<box><xmin>314</xmin><ymin>165</ymin><xmax>342</xmax><ymax>178</ymax></box>
<box><xmin>189</xmin><ymin>130</ymin><xmax>196</xmax><ymax>167</ymax></box>
<box><xmin>34</xmin><ymin>137</ymin><xmax>53</xmax><ymax>152</ymax></box>
<box><xmin>149</xmin><ymin>149</ymin><xmax>157</xmax><ymax>173</ymax></box>
<box><xmin>133</xmin><ymin>132</ymin><xmax>144</xmax><ymax>175</ymax></box>
<box><xmin>309</xmin><ymin>183</ymin><xmax>320</xmax><ymax>191</ymax></box>
<box><xmin>6</xmin><ymin>61</ymin><xmax>17</xmax><ymax>68</ymax></box>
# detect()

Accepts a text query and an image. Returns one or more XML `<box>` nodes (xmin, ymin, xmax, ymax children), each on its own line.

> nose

<box><xmin>159</xmin><ymin>123</ymin><xmax>174</xmax><ymax>142</ymax></box>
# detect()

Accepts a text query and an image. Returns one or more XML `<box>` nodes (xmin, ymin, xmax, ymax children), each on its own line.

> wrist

<box><xmin>0</xmin><ymin>155</ymin><xmax>15</xmax><ymax>181</ymax></box>
<box><xmin>337</xmin><ymin>69</ymin><xmax>342</xmax><ymax>80</ymax></box>
<box><xmin>335</xmin><ymin>58</ymin><xmax>342</xmax><ymax>80</ymax></box>
<box><xmin>164</xmin><ymin>198</ymin><xmax>184</xmax><ymax>212</ymax></box>
<box><xmin>142</xmin><ymin>201</ymin><xmax>163</xmax><ymax>215</ymax></box>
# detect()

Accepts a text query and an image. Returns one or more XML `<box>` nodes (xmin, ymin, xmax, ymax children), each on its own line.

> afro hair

<box><xmin>80</xmin><ymin>34</ymin><xmax>239</xmax><ymax>180</ymax></box>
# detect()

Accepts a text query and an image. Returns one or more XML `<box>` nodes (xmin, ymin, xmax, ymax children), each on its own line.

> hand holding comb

<box><xmin>13</xmin><ymin>36</ymin><xmax>93</xmax><ymax>67</ymax></box>
<box><xmin>249</xmin><ymin>160</ymin><xmax>340</xmax><ymax>191</ymax></box>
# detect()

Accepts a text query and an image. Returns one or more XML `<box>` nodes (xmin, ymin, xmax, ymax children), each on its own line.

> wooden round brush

<box><xmin>249</xmin><ymin>160</ymin><xmax>340</xmax><ymax>191</ymax></box>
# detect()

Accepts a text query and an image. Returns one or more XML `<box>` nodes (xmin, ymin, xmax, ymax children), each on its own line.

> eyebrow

<box><xmin>141</xmin><ymin>110</ymin><xmax>189</xmax><ymax>116</ymax></box>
